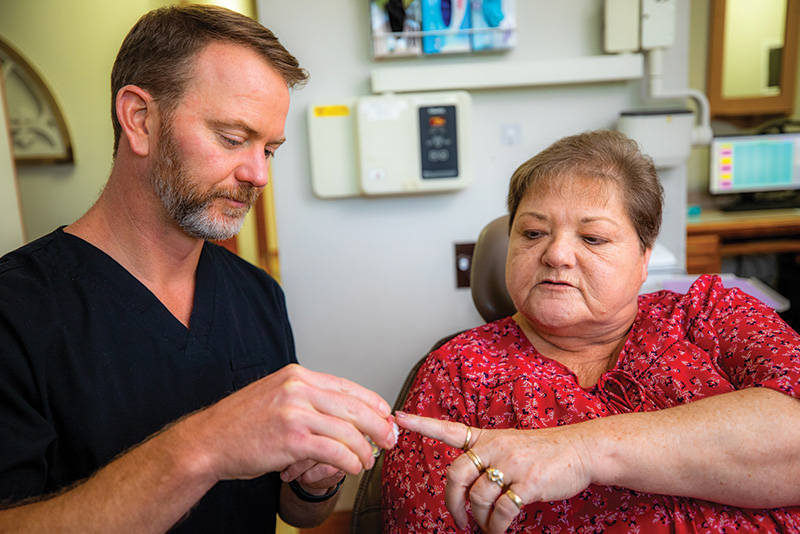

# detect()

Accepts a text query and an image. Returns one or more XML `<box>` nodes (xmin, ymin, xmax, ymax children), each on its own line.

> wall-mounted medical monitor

<box><xmin>308</xmin><ymin>91</ymin><xmax>472</xmax><ymax>198</ymax></box>
<box><xmin>709</xmin><ymin>133</ymin><xmax>800</xmax><ymax>195</ymax></box>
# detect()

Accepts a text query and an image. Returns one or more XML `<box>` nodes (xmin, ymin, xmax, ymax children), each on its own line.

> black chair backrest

<box><xmin>349</xmin><ymin>354</ymin><xmax>428</xmax><ymax>534</ymax></box>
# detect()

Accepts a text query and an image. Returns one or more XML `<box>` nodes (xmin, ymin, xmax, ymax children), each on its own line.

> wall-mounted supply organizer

<box><xmin>308</xmin><ymin>91</ymin><xmax>472</xmax><ymax>199</ymax></box>
<box><xmin>370</xmin><ymin>0</ymin><xmax>516</xmax><ymax>59</ymax></box>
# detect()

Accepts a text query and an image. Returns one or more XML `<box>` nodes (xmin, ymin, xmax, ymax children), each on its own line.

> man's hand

<box><xmin>178</xmin><ymin>364</ymin><xmax>396</xmax><ymax>484</ymax></box>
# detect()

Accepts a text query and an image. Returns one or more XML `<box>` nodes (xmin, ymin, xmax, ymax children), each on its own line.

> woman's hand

<box><xmin>395</xmin><ymin>411</ymin><xmax>594</xmax><ymax>534</ymax></box>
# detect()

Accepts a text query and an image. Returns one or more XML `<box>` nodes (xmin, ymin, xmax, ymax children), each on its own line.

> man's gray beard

<box><xmin>149</xmin><ymin>126</ymin><xmax>252</xmax><ymax>242</ymax></box>
<box><xmin>174</xmin><ymin>198</ymin><xmax>248</xmax><ymax>241</ymax></box>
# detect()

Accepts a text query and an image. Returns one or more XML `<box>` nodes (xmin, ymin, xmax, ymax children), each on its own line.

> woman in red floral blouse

<box><xmin>382</xmin><ymin>130</ymin><xmax>800</xmax><ymax>533</ymax></box>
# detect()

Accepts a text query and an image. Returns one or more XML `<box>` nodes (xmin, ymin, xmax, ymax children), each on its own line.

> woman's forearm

<box><xmin>583</xmin><ymin>387</ymin><xmax>800</xmax><ymax>508</ymax></box>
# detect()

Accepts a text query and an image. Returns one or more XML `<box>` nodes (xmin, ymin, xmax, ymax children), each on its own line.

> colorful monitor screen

<box><xmin>709</xmin><ymin>133</ymin><xmax>800</xmax><ymax>194</ymax></box>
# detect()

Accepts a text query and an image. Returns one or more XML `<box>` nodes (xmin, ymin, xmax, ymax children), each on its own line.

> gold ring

<box><xmin>462</xmin><ymin>426</ymin><xmax>472</xmax><ymax>451</ymax></box>
<box><xmin>504</xmin><ymin>488</ymin><xmax>523</xmax><ymax>509</ymax></box>
<box><xmin>465</xmin><ymin>449</ymin><xmax>485</xmax><ymax>473</ymax></box>
<box><xmin>485</xmin><ymin>467</ymin><xmax>505</xmax><ymax>488</ymax></box>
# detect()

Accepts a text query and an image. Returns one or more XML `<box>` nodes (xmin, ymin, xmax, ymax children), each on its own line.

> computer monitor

<box><xmin>709</xmin><ymin>133</ymin><xmax>800</xmax><ymax>195</ymax></box>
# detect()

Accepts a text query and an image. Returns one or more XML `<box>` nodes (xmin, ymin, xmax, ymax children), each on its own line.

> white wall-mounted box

<box><xmin>308</xmin><ymin>91</ymin><xmax>473</xmax><ymax>199</ymax></box>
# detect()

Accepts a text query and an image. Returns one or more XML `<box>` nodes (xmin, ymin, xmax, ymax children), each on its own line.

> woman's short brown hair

<box><xmin>110</xmin><ymin>4</ymin><xmax>308</xmax><ymax>157</ymax></box>
<box><xmin>506</xmin><ymin>129</ymin><xmax>663</xmax><ymax>251</ymax></box>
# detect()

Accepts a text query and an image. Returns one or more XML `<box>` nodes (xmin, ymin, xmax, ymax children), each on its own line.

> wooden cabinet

<box><xmin>686</xmin><ymin>209</ymin><xmax>800</xmax><ymax>274</ymax></box>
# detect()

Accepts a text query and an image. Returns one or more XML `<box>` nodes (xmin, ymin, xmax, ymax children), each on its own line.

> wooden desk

<box><xmin>686</xmin><ymin>208</ymin><xmax>800</xmax><ymax>274</ymax></box>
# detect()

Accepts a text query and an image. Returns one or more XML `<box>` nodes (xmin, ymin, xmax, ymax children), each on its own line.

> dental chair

<box><xmin>349</xmin><ymin>215</ymin><xmax>515</xmax><ymax>534</ymax></box>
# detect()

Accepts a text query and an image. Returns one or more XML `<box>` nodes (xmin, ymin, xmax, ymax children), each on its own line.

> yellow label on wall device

<box><xmin>313</xmin><ymin>105</ymin><xmax>350</xmax><ymax>117</ymax></box>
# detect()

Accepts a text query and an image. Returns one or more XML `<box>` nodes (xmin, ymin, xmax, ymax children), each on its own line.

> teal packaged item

<box><xmin>471</xmin><ymin>0</ymin><xmax>515</xmax><ymax>51</ymax></box>
<box><xmin>422</xmin><ymin>0</ymin><xmax>472</xmax><ymax>54</ymax></box>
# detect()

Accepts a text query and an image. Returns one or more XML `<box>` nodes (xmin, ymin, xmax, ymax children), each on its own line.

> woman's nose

<box><xmin>541</xmin><ymin>235</ymin><xmax>576</xmax><ymax>268</ymax></box>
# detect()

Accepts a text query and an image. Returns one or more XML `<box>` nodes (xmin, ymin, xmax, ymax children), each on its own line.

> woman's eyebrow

<box><xmin>516</xmin><ymin>211</ymin><xmax>549</xmax><ymax>222</ymax></box>
<box><xmin>581</xmin><ymin>216</ymin><xmax>620</xmax><ymax>226</ymax></box>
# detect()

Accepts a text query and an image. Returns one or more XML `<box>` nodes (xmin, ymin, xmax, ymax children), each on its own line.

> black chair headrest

<box><xmin>470</xmin><ymin>215</ymin><xmax>516</xmax><ymax>323</ymax></box>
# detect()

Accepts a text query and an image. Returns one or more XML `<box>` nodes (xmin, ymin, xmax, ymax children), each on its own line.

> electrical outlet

<box><xmin>501</xmin><ymin>123</ymin><xmax>521</xmax><ymax>146</ymax></box>
<box><xmin>455</xmin><ymin>243</ymin><xmax>475</xmax><ymax>288</ymax></box>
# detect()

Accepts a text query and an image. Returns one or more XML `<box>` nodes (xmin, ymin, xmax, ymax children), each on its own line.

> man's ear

<box><xmin>116</xmin><ymin>85</ymin><xmax>156</xmax><ymax>157</ymax></box>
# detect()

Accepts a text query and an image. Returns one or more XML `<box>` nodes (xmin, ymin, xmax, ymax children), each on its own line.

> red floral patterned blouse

<box><xmin>382</xmin><ymin>275</ymin><xmax>800</xmax><ymax>533</ymax></box>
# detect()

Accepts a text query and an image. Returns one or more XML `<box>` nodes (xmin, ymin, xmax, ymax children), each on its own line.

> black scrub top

<box><xmin>0</xmin><ymin>228</ymin><xmax>297</xmax><ymax>533</ymax></box>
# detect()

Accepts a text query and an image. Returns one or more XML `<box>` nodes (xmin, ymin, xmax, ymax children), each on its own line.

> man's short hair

<box><xmin>110</xmin><ymin>4</ymin><xmax>308</xmax><ymax>157</ymax></box>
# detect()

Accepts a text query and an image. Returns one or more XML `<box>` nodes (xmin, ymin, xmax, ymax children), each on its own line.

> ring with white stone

<box><xmin>485</xmin><ymin>467</ymin><xmax>505</xmax><ymax>488</ymax></box>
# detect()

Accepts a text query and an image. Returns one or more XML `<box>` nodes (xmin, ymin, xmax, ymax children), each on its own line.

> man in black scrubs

<box><xmin>0</xmin><ymin>5</ymin><xmax>396</xmax><ymax>532</ymax></box>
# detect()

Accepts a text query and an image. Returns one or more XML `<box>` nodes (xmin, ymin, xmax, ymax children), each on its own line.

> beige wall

<box><xmin>0</xmin><ymin>0</ymin><xmax>170</xmax><ymax>241</ymax></box>
<box><xmin>687</xmin><ymin>0</ymin><xmax>712</xmax><ymax>195</ymax></box>
<box><xmin>0</xmin><ymin>79</ymin><xmax>25</xmax><ymax>255</ymax></box>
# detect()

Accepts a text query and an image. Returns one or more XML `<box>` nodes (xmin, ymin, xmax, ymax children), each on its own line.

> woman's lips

<box><xmin>539</xmin><ymin>279</ymin><xmax>574</xmax><ymax>288</ymax></box>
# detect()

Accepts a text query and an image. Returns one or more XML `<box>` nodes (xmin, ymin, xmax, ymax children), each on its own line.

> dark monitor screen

<box><xmin>709</xmin><ymin>133</ymin><xmax>800</xmax><ymax>195</ymax></box>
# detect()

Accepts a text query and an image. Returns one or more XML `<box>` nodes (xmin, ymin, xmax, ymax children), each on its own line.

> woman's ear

<box><xmin>115</xmin><ymin>85</ymin><xmax>155</xmax><ymax>157</ymax></box>
<box><xmin>641</xmin><ymin>247</ymin><xmax>653</xmax><ymax>284</ymax></box>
